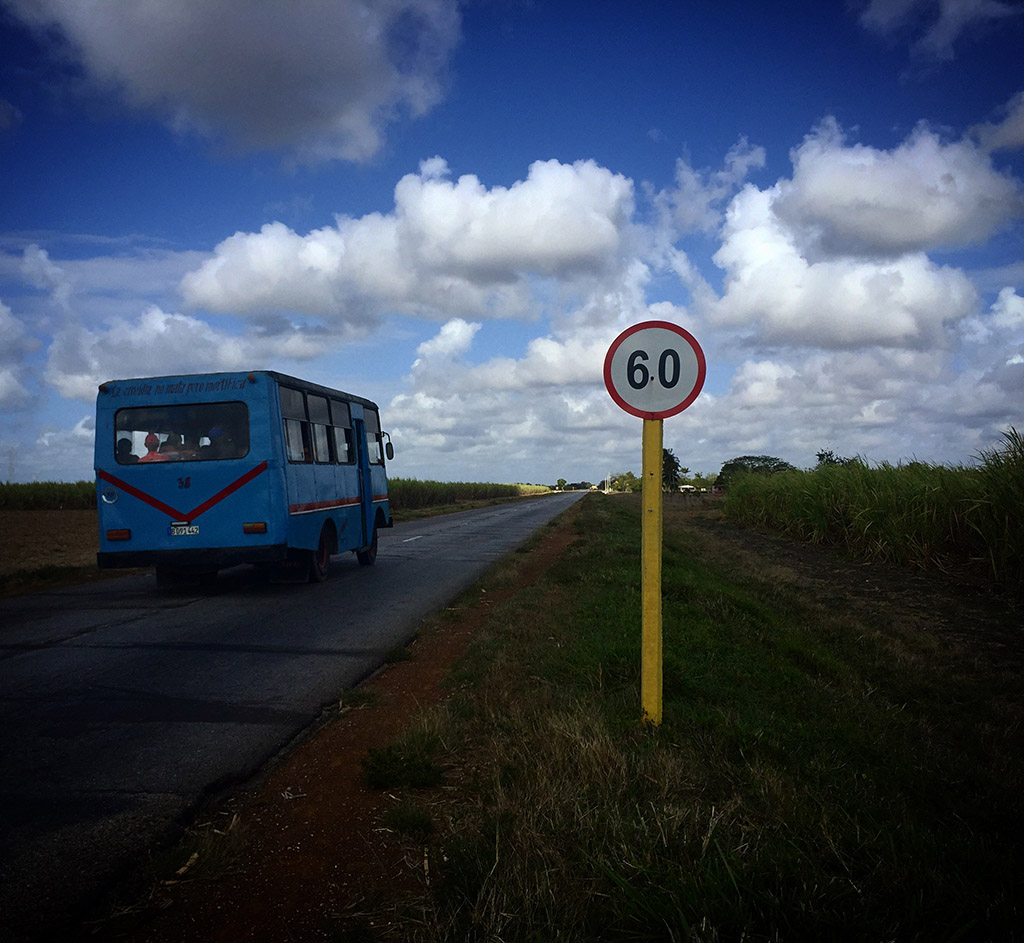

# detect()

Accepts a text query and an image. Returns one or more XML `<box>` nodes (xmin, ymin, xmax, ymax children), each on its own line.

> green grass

<box><xmin>388</xmin><ymin>478</ymin><xmax>548</xmax><ymax>512</ymax></box>
<box><xmin>722</xmin><ymin>428</ymin><xmax>1024</xmax><ymax>594</ymax></box>
<box><xmin>0</xmin><ymin>480</ymin><xmax>96</xmax><ymax>509</ymax></box>
<box><xmin>361</xmin><ymin>710</ymin><xmax>450</xmax><ymax>790</ymax></box>
<box><xmin>381</xmin><ymin>796</ymin><xmax>436</xmax><ymax>840</ymax></box>
<box><xmin>360</xmin><ymin>494</ymin><xmax>1022</xmax><ymax>942</ymax></box>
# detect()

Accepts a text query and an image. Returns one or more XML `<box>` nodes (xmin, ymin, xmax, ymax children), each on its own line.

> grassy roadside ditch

<box><xmin>358</xmin><ymin>493</ymin><xmax>1022</xmax><ymax>942</ymax></box>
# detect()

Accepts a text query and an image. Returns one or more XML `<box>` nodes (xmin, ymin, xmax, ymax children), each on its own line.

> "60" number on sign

<box><xmin>627</xmin><ymin>348</ymin><xmax>683</xmax><ymax>390</ymax></box>
<box><xmin>604</xmin><ymin>322</ymin><xmax>705</xmax><ymax>420</ymax></box>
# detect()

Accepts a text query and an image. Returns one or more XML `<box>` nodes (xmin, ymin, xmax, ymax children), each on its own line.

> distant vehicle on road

<box><xmin>95</xmin><ymin>371</ymin><xmax>393</xmax><ymax>584</ymax></box>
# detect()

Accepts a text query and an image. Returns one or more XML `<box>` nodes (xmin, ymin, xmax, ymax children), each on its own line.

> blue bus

<box><xmin>94</xmin><ymin>371</ymin><xmax>393</xmax><ymax>585</ymax></box>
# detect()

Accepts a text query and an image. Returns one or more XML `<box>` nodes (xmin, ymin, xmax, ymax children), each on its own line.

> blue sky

<box><xmin>1</xmin><ymin>0</ymin><xmax>1022</xmax><ymax>485</ymax></box>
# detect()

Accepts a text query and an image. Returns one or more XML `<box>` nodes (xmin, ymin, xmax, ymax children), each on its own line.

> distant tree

<box><xmin>717</xmin><ymin>455</ymin><xmax>795</xmax><ymax>490</ymax></box>
<box><xmin>815</xmin><ymin>449</ymin><xmax>858</xmax><ymax>468</ymax></box>
<box><xmin>691</xmin><ymin>471</ymin><xmax>717</xmax><ymax>490</ymax></box>
<box><xmin>556</xmin><ymin>478</ymin><xmax>567</xmax><ymax>490</ymax></box>
<box><xmin>611</xmin><ymin>471</ymin><xmax>640</xmax><ymax>492</ymax></box>
<box><xmin>662</xmin><ymin>448</ymin><xmax>682</xmax><ymax>492</ymax></box>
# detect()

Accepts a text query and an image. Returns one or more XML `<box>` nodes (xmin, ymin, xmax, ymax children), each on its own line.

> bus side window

<box><xmin>364</xmin><ymin>407</ymin><xmax>384</xmax><ymax>464</ymax></box>
<box><xmin>284</xmin><ymin>420</ymin><xmax>310</xmax><ymax>462</ymax></box>
<box><xmin>307</xmin><ymin>395</ymin><xmax>332</xmax><ymax>463</ymax></box>
<box><xmin>330</xmin><ymin>399</ymin><xmax>353</xmax><ymax>465</ymax></box>
<box><xmin>280</xmin><ymin>387</ymin><xmax>311</xmax><ymax>463</ymax></box>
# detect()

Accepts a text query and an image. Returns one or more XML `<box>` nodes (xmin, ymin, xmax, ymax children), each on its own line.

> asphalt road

<box><xmin>0</xmin><ymin>491</ymin><xmax>586</xmax><ymax>941</ymax></box>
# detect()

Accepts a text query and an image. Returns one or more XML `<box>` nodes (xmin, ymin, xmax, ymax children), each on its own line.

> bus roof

<box><xmin>97</xmin><ymin>370</ymin><xmax>382</xmax><ymax>411</ymax></box>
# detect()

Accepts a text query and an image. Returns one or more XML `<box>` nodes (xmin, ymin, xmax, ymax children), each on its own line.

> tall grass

<box><xmin>723</xmin><ymin>428</ymin><xmax>1024</xmax><ymax>593</ymax></box>
<box><xmin>1</xmin><ymin>477</ymin><xmax>547</xmax><ymax>512</ymax></box>
<box><xmin>359</xmin><ymin>494</ymin><xmax>1022</xmax><ymax>941</ymax></box>
<box><xmin>0</xmin><ymin>480</ymin><xmax>96</xmax><ymax>510</ymax></box>
<box><xmin>387</xmin><ymin>478</ymin><xmax>547</xmax><ymax>511</ymax></box>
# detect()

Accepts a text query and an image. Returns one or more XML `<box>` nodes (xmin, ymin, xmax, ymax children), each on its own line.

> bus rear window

<box><xmin>115</xmin><ymin>402</ymin><xmax>250</xmax><ymax>463</ymax></box>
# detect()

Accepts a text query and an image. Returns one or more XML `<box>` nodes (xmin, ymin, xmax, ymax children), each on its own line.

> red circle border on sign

<box><xmin>603</xmin><ymin>320</ymin><xmax>706</xmax><ymax>420</ymax></box>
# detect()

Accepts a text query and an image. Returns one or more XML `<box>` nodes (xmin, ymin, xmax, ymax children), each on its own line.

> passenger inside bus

<box><xmin>180</xmin><ymin>434</ymin><xmax>201</xmax><ymax>460</ymax></box>
<box><xmin>204</xmin><ymin>424</ymin><xmax>248</xmax><ymax>458</ymax></box>
<box><xmin>203</xmin><ymin>426</ymin><xmax>226</xmax><ymax>458</ymax></box>
<box><xmin>116</xmin><ymin>438</ymin><xmax>138</xmax><ymax>463</ymax></box>
<box><xmin>115</xmin><ymin>402</ymin><xmax>250</xmax><ymax>464</ymax></box>
<box><xmin>159</xmin><ymin>434</ymin><xmax>182</xmax><ymax>459</ymax></box>
<box><xmin>138</xmin><ymin>433</ymin><xmax>169</xmax><ymax>463</ymax></box>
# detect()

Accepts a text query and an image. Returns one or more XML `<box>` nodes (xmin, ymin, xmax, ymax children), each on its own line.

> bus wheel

<box><xmin>309</xmin><ymin>526</ymin><xmax>331</xmax><ymax>582</ymax></box>
<box><xmin>357</xmin><ymin>525</ymin><xmax>378</xmax><ymax>567</ymax></box>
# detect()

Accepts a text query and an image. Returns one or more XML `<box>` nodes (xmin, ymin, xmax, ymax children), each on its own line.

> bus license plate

<box><xmin>168</xmin><ymin>524</ymin><xmax>199</xmax><ymax>536</ymax></box>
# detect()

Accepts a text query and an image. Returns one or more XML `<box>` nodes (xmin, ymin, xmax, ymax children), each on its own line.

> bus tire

<box><xmin>309</xmin><ymin>525</ymin><xmax>332</xmax><ymax>582</ymax></box>
<box><xmin>356</xmin><ymin>525</ymin><xmax>378</xmax><ymax>567</ymax></box>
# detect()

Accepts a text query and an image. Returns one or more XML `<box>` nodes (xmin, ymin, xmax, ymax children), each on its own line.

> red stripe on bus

<box><xmin>288</xmin><ymin>496</ymin><xmax>361</xmax><ymax>514</ymax></box>
<box><xmin>184</xmin><ymin>461</ymin><xmax>269</xmax><ymax>521</ymax></box>
<box><xmin>98</xmin><ymin>469</ymin><xmax>184</xmax><ymax>520</ymax></box>
<box><xmin>98</xmin><ymin>461</ymin><xmax>269</xmax><ymax>523</ymax></box>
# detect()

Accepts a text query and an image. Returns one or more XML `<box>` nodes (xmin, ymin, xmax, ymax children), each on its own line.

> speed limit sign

<box><xmin>603</xmin><ymin>321</ymin><xmax>705</xmax><ymax>419</ymax></box>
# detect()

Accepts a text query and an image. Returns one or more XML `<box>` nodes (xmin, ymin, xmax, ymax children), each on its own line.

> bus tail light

<box><xmin>243</xmin><ymin>522</ymin><xmax>267</xmax><ymax>534</ymax></box>
<box><xmin>106</xmin><ymin>529</ymin><xmax>131</xmax><ymax>541</ymax></box>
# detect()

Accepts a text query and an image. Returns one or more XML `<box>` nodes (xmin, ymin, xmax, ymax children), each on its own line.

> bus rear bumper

<box><xmin>97</xmin><ymin>544</ymin><xmax>288</xmax><ymax>570</ymax></box>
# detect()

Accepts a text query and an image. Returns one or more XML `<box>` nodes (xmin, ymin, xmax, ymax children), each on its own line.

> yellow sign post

<box><xmin>641</xmin><ymin>417</ymin><xmax>664</xmax><ymax>725</ymax></box>
<box><xmin>603</xmin><ymin>321</ymin><xmax>706</xmax><ymax>727</ymax></box>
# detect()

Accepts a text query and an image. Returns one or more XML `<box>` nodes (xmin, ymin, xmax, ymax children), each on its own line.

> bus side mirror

<box><xmin>385</xmin><ymin>441</ymin><xmax>394</xmax><ymax>461</ymax></box>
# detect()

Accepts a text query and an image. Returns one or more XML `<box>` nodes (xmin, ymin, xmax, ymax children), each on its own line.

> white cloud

<box><xmin>0</xmin><ymin>299</ymin><xmax>36</xmax><ymax>407</ymax></box>
<box><xmin>43</xmin><ymin>305</ymin><xmax>333</xmax><ymax>401</ymax></box>
<box><xmin>0</xmin><ymin>298</ymin><xmax>32</xmax><ymax>354</ymax></box>
<box><xmin>5</xmin><ymin>0</ymin><xmax>461</xmax><ymax>162</ymax></box>
<box><xmin>403</xmin><ymin>316</ymin><xmax>617</xmax><ymax>405</ymax></box>
<box><xmin>0</xmin><ymin>367</ymin><xmax>30</xmax><ymax>406</ymax></box>
<box><xmin>656</xmin><ymin>138</ymin><xmax>766</xmax><ymax>235</ymax></box>
<box><xmin>728</xmin><ymin>360</ymin><xmax>798</xmax><ymax>407</ymax></box>
<box><xmin>971</xmin><ymin>91</ymin><xmax>1024</xmax><ymax>153</ymax></box>
<box><xmin>413</xmin><ymin>317</ymin><xmax>480</xmax><ymax>361</ymax></box>
<box><xmin>774</xmin><ymin>118</ymin><xmax>1024</xmax><ymax>256</ymax></box>
<box><xmin>182</xmin><ymin>158</ymin><xmax>635</xmax><ymax>324</ymax></box>
<box><xmin>859</xmin><ymin>0</ymin><xmax>1021</xmax><ymax>61</ymax></box>
<box><xmin>959</xmin><ymin>287</ymin><xmax>1024</xmax><ymax>343</ymax></box>
<box><xmin>21</xmin><ymin>244</ymin><xmax>72</xmax><ymax>310</ymax></box>
<box><xmin>456</xmin><ymin>333</ymin><xmax>614</xmax><ymax>394</ymax></box>
<box><xmin>990</xmin><ymin>287</ymin><xmax>1024</xmax><ymax>328</ymax></box>
<box><xmin>2</xmin><ymin>238</ymin><xmax>211</xmax><ymax>330</ymax></box>
<box><xmin>37</xmin><ymin>415</ymin><xmax>92</xmax><ymax>449</ymax></box>
<box><xmin>394</xmin><ymin>158</ymin><xmax>633</xmax><ymax>279</ymax></box>
<box><xmin>710</xmin><ymin>183</ymin><xmax>978</xmax><ymax>348</ymax></box>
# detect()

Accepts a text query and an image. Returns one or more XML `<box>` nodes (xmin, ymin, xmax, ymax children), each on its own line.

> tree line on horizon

<box><xmin>603</xmin><ymin>445</ymin><xmax>880</xmax><ymax>494</ymax></box>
